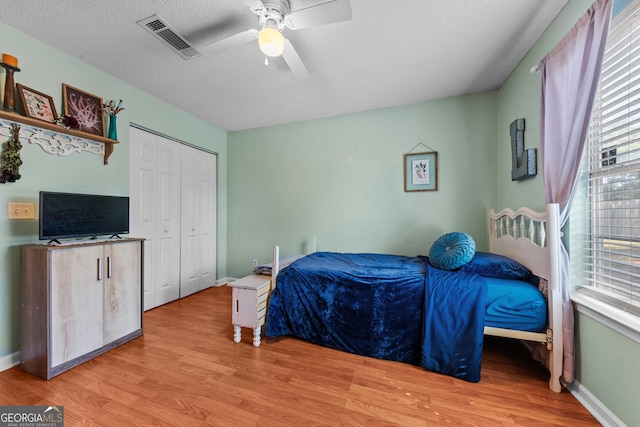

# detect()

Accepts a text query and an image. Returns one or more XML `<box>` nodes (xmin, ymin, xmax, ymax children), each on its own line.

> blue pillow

<box><xmin>460</xmin><ymin>252</ymin><xmax>532</xmax><ymax>280</ymax></box>
<box><xmin>428</xmin><ymin>232</ymin><xmax>476</xmax><ymax>270</ymax></box>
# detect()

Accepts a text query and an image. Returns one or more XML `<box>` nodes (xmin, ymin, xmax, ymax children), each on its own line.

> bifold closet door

<box><xmin>180</xmin><ymin>144</ymin><xmax>217</xmax><ymax>297</ymax></box>
<box><xmin>130</xmin><ymin>127</ymin><xmax>217</xmax><ymax>309</ymax></box>
<box><xmin>129</xmin><ymin>127</ymin><xmax>181</xmax><ymax>310</ymax></box>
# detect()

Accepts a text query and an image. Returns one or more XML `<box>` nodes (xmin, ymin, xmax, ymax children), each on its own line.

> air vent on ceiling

<box><xmin>137</xmin><ymin>14</ymin><xmax>202</xmax><ymax>60</ymax></box>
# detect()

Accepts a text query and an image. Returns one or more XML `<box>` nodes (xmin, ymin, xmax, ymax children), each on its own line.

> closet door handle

<box><xmin>97</xmin><ymin>258</ymin><xmax>103</xmax><ymax>281</ymax></box>
<box><xmin>107</xmin><ymin>256</ymin><xmax>112</xmax><ymax>278</ymax></box>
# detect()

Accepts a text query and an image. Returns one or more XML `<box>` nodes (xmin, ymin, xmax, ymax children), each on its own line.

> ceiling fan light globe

<box><xmin>258</xmin><ymin>27</ymin><xmax>285</xmax><ymax>57</ymax></box>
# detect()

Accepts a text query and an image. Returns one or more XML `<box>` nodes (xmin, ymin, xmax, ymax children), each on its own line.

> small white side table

<box><xmin>229</xmin><ymin>274</ymin><xmax>272</xmax><ymax>347</ymax></box>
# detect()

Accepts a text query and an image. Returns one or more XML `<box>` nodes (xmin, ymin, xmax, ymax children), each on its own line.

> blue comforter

<box><xmin>265</xmin><ymin>252</ymin><xmax>487</xmax><ymax>382</ymax></box>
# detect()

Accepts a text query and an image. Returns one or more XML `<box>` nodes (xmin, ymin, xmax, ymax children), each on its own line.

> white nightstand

<box><xmin>229</xmin><ymin>245</ymin><xmax>280</xmax><ymax>347</ymax></box>
<box><xmin>229</xmin><ymin>274</ymin><xmax>272</xmax><ymax>347</ymax></box>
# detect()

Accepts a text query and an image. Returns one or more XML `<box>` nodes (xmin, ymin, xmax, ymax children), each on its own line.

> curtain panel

<box><xmin>538</xmin><ymin>0</ymin><xmax>612</xmax><ymax>384</ymax></box>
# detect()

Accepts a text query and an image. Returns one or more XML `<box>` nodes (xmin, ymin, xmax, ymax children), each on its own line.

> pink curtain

<box><xmin>538</xmin><ymin>0</ymin><xmax>612</xmax><ymax>383</ymax></box>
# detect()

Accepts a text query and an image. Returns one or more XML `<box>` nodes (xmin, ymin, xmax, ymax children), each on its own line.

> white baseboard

<box><xmin>0</xmin><ymin>351</ymin><xmax>20</xmax><ymax>373</ymax></box>
<box><xmin>566</xmin><ymin>380</ymin><xmax>625</xmax><ymax>427</ymax></box>
<box><xmin>216</xmin><ymin>277</ymin><xmax>237</xmax><ymax>286</ymax></box>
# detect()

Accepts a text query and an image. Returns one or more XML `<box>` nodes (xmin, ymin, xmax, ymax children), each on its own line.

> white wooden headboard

<box><xmin>489</xmin><ymin>206</ymin><xmax>555</xmax><ymax>281</ymax></box>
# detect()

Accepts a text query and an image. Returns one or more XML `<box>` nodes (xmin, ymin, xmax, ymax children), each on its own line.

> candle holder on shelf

<box><xmin>0</xmin><ymin>62</ymin><xmax>20</xmax><ymax>112</ymax></box>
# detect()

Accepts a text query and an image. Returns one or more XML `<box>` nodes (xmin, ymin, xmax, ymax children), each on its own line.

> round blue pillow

<box><xmin>429</xmin><ymin>232</ymin><xmax>476</xmax><ymax>270</ymax></box>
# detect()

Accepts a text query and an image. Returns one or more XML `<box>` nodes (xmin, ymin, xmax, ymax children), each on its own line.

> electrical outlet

<box><xmin>252</xmin><ymin>259</ymin><xmax>258</xmax><ymax>268</ymax></box>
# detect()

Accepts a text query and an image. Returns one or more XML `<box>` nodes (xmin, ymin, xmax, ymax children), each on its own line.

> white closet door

<box><xmin>155</xmin><ymin>136</ymin><xmax>181</xmax><ymax>306</ymax></box>
<box><xmin>129</xmin><ymin>127</ymin><xmax>157</xmax><ymax>310</ymax></box>
<box><xmin>129</xmin><ymin>127</ymin><xmax>181</xmax><ymax>310</ymax></box>
<box><xmin>180</xmin><ymin>144</ymin><xmax>217</xmax><ymax>297</ymax></box>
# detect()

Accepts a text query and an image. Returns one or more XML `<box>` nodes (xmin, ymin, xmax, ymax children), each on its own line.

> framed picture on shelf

<box><xmin>62</xmin><ymin>84</ymin><xmax>105</xmax><ymax>136</ymax></box>
<box><xmin>404</xmin><ymin>151</ymin><xmax>438</xmax><ymax>192</ymax></box>
<box><xmin>16</xmin><ymin>84</ymin><xmax>58</xmax><ymax>123</ymax></box>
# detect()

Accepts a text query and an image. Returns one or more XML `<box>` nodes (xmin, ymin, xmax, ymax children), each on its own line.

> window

<box><xmin>571</xmin><ymin>0</ymin><xmax>640</xmax><ymax>317</ymax></box>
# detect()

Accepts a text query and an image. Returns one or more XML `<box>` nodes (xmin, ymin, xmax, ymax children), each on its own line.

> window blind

<box><xmin>573</xmin><ymin>0</ymin><xmax>640</xmax><ymax>313</ymax></box>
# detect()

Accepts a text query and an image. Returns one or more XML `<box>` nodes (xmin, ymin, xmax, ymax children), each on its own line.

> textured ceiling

<box><xmin>0</xmin><ymin>0</ymin><xmax>568</xmax><ymax>131</ymax></box>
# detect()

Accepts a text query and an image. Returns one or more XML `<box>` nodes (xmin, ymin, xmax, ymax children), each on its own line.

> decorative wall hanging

<box><xmin>0</xmin><ymin>123</ymin><xmax>22</xmax><ymax>183</ymax></box>
<box><xmin>510</xmin><ymin>118</ymin><xmax>537</xmax><ymax>181</ymax></box>
<box><xmin>0</xmin><ymin>118</ymin><xmax>104</xmax><ymax>157</ymax></box>
<box><xmin>62</xmin><ymin>84</ymin><xmax>105</xmax><ymax>137</ymax></box>
<box><xmin>16</xmin><ymin>84</ymin><xmax>58</xmax><ymax>123</ymax></box>
<box><xmin>404</xmin><ymin>142</ymin><xmax>438</xmax><ymax>192</ymax></box>
<box><xmin>0</xmin><ymin>109</ymin><xmax>118</xmax><ymax>164</ymax></box>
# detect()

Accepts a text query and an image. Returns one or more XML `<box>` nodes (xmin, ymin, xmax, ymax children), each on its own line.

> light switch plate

<box><xmin>8</xmin><ymin>202</ymin><xmax>34</xmax><ymax>220</ymax></box>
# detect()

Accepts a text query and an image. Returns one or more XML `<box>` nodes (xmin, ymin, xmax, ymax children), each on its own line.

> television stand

<box><xmin>20</xmin><ymin>238</ymin><xmax>144</xmax><ymax>379</ymax></box>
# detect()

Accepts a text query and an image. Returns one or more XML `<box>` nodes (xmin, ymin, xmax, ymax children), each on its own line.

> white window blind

<box><xmin>572</xmin><ymin>0</ymin><xmax>640</xmax><ymax>315</ymax></box>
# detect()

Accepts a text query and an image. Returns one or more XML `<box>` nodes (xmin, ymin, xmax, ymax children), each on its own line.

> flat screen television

<box><xmin>39</xmin><ymin>191</ymin><xmax>130</xmax><ymax>242</ymax></box>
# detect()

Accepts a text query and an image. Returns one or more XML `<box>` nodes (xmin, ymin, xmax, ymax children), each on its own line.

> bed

<box><xmin>264</xmin><ymin>204</ymin><xmax>563</xmax><ymax>392</ymax></box>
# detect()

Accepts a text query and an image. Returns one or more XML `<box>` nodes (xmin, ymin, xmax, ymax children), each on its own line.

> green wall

<box><xmin>496</xmin><ymin>1</ymin><xmax>640</xmax><ymax>426</ymax></box>
<box><xmin>227</xmin><ymin>93</ymin><xmax>497</xmax><ymax>277</ymax></box>
<box><xmin>575</xmin><ymin>314</ymin><xmax>640</xmax><ymax>424</ymax></box>
<box><xmin>0</xmin><ymin>22</ymin><xmax>228</xmax><ymax>359</ymax></box>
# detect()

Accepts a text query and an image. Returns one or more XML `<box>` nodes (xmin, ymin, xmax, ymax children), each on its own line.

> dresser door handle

<box><xmin>97</xmin><ymin>258</ymin><xmax>103</xmax><ymax>281</ymax></box>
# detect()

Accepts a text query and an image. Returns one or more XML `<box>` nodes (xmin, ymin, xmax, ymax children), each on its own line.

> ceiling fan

<box><xmin>202</xmin><ymin>0</ymin><xmax>352</xmax><ymax>80</ymax></box>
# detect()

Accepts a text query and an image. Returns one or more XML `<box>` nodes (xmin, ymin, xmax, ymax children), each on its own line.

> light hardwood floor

<box><xmin>0</xmin><ymin>285</ymin><xmax>598</xmax><ymax>426</ymax></box>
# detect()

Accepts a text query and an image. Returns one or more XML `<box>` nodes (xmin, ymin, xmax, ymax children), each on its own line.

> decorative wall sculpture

<box><xmin>510</xmin><ymin>118</ymin><xmax>537</xmax><ymax>181</ymax></box>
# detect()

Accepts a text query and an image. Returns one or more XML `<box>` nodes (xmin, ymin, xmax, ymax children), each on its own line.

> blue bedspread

<box><xmin>265</xmin><ymin>252</ymin><xmax>487</xmax><ymax>382</ymax></box>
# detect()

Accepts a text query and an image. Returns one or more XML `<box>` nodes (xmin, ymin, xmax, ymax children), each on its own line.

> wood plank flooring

<box><xmin>0</xmin><ymin>285</ymin><xmax>598</xmax><ymax>426</ymax></box>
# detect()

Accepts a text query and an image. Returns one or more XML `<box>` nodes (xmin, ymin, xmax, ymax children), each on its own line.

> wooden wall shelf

<box><xmin>0</xmin><ymin>110</ymin><xmax>119</xmax><ymax>164</ymax></box>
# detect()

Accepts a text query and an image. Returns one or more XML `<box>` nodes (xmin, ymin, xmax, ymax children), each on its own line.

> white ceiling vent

<box><xmin>137</xmin><ymin>14</ymin><xmax>202</xmax><ymax>60</ymax></box>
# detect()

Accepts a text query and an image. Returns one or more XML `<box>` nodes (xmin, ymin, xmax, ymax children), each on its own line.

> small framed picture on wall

<box><xmin>16</xmin><ymin>84</ymin><xmax>58</xmax><ymax>123</ymax></box>
<box><xmin>62</xmin><ymin>84</ymin><xmax>105</xmax><ymax>136</ymax></box>
<box><xmin>404</xmin><ymin>151</ymin><xmax>438</xmax><ymax>192</ymax></box>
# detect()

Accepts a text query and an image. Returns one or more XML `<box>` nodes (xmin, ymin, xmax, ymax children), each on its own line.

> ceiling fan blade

<box><xmin>286</xmin><ymin>0</ymin><xmax>352</xmax><ymax>30</ymax></box>
<box><xmin>282</xmin><ymin>39</ymin><xmax>310</xmax><ymax>80</ymax></box>
<box><xmin>202</xmin><ymin>29</ymin><xmax>258</xmax><ymax>54</ymax></box>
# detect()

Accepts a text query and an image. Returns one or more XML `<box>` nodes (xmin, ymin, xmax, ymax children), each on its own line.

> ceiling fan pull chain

<box><xmin>264</xmin><ymin>56</ymin><xmax>269</xmax><ymax>66</ymax></box>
